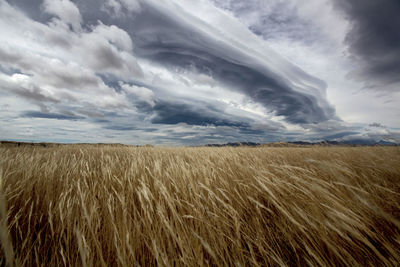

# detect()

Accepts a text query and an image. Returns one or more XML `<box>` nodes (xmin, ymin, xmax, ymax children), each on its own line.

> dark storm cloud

<box><xmin>143</xmin><ymin>46</ymin><xmax>330</xmax><ymax>124</ymax></box>
<box><xmin>127</xmin><ymin>2</ymin><xmax>335</xmax><ymax>124</ymax></box>
<box><xmin>151</xmin><ymin>101</ymin><xmax>248</xmax><ymax>127</ymax></box>
<box><xmin>333</xmin><ymin>0</ymin><xmax>400</xmax><ymax>88</ymax></box>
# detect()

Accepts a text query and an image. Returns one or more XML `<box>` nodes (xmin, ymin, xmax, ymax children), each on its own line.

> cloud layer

<box><xmin>0</xmin><ymin>0</ymin><xmax>399</xmax><ymax>144</ymax></box>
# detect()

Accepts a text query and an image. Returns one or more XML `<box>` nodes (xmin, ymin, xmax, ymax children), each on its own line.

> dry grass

<box><xmin>0</xmin><ymin>145</ymin><xmax>400</xmax><ymax>266</ymax></box>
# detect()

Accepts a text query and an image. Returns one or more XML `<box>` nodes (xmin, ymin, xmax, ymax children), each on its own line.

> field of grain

<box><xmin>1</xmin><ymin>145</ymin><xmax>400</xmax><ymax>266</ymax></box>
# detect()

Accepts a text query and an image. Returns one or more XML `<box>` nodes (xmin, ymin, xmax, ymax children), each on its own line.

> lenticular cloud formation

<box><xmin>129</xmin><ymin>0</ymin><xmax>335</xmax><ymax>124</ymax></box>
<box><xmin>2</xmin><ymin>0</ymin><xmax>396</xmax><ymax>145</ymax></box>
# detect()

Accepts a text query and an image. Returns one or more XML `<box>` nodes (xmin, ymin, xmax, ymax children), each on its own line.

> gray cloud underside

<box><xmin>22</xmin><ymin>111</ymin><xmax>84</xmax><ymax>120</ymax></box>
<box><xmin>333</xmin><ymin>0</ymin><xmax>400</xmax><ymax>88</ymax></box>
<box><xmin>128</xmin><ymin>2</ymin><xmax>335</xmax><ymax>124</ymax></box>
<box><xmin>151</xmin><ymin>101</ymin><xmax>247</xmax><ymax>127</ymax></box>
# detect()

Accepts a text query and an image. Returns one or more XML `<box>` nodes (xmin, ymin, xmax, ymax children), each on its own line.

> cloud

<box><xmin>22</xmin><ymin>111</ymin><xmax>84</xmax><ymax>120</ymax></box>
<box><xmin>0</xmin><ymin>1</ymin><xmax>141</xmax><ymax>112</ymax></box>
<box><xmin>333</xmin><ymin>0</ymin><xmax>400</xmax><ymax>89</ymax></box>
<box><xmin>369</xmin><ymin>122</ymin><xmax>384</xmax><ymax>128</ymax></box>
<box><xmin>120</xmin><ymin>82</ymin><xmax>155</xmax><ymax>107</ymax></box>
<box><xmin>120</xmin><ymin>0</ymin><xmax>141</xmax><ymax>13</ymax></box>
<box><xmin>341</xmin><ymin>128</ymin><xmax>400</xmax><ymax>144</ymax></box>
<box><xmin>102</xmin><ymin>0</ymin><xmax>123</xmax><ymax>17</ymax></box>
<box><xmin>211</xmin><ymin>0</ymin><xmax>348</xmax><ymax>49</ymax></box>
<box><xmin>42</xmin><ymin>0</ymin><xmax>82</xmax><ymax>31</ymax></box>
<box><xmin>0</xmin><ymin>73</ymin><xmax>62</xmax><ymax>104</ymax></box>
<box><xmin>151</xmin><ymin>101</ymin><xmax>248</xmax><ymax>127</ymax></box>
<box><xmin>1</xmin><ymin>0</ymin><xmax>335</xmax><ymax>125</ymax></box>
<box><xmin>103</xmin><ymin>125</ymin><xmax>137</xmax><ymax>131</ymax></box>
<box><xmin>322</xmin><ymin>131</ymin><xmax>359</xmax><ymax>140</ymax></box>
<box><xmin>126</xmin><ymin>0</ymin><xmax>335</xmax><ymax>124</ymax></box>
<box><xmin>211</xmin><ymin>0</ymin><xmax>316</xmax><ymax>43</ymax></box>
<box><xmin>2</xmin><ymin>0</ymin><xmax>397</xmax><ymax>145</ymax></box>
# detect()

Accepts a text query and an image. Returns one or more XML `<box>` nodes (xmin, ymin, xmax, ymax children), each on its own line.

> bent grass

<box><xmin>0</xmin><ymin>145</ymin><xmax>399</xmax><ymax>266</ymax></box>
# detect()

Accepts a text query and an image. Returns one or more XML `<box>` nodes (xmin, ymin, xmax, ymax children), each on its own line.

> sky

<box><xmin>0</xmin><ymin>0</ymin><xmax>399</xmax><ymax>145</ymax></box>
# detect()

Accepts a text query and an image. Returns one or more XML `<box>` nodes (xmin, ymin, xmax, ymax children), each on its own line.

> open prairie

<box><xmin>1</xmin><ymin>145</ymin><xmax>400</xmax><ymax>266</ymax></box>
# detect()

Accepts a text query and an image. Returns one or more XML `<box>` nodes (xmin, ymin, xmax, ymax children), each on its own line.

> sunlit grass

<box><xmin>1</xmin><ymin>145</ymin><xmax>400</xmax><ymax>266</ymax></box>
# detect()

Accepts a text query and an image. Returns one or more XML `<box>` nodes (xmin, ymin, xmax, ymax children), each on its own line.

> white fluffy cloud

<box><xmin>0</xmin><ymin>1</ymin><xmax>142</xmax><ymax>113</ymax></box>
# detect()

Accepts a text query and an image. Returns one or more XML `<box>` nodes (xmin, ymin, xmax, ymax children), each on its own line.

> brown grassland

<box><xmin>1</xmin><ymin>145</ymin><xmax>400</xmax><ymax>266</ymax></box>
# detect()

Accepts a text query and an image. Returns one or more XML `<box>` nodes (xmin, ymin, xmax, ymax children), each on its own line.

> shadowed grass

<box><xmin>0</xmin><ymin>145</ymin><xmax>400</xmax><ymax>266</ymax></box>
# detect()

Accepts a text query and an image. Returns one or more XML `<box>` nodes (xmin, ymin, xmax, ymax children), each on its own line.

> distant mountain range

<box><xmin>290</xmin><ymin>140</ymin><xmax>399</xmax><ymax>146</ymax></box>
<box><xmin>205</xmin><ymin>142</ymin><xmax>261</xmax><ymax>147</ymax></box>
<box><xmin>205</xmin><ymin>140</ymin><xmax>399</xmax><ymax>147</ymax></box>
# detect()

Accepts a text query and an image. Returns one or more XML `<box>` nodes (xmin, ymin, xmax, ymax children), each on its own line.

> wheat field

<box><xmin>0</xmin><ymin>145</ymin><xmax>400</xmax><ymax>266</ymax></box>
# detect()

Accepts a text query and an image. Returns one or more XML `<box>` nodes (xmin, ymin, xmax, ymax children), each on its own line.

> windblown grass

<box><xmin>1</xmin><ymin>145</ymin><xmax>400</xmax><ymax>266</ymax></box>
